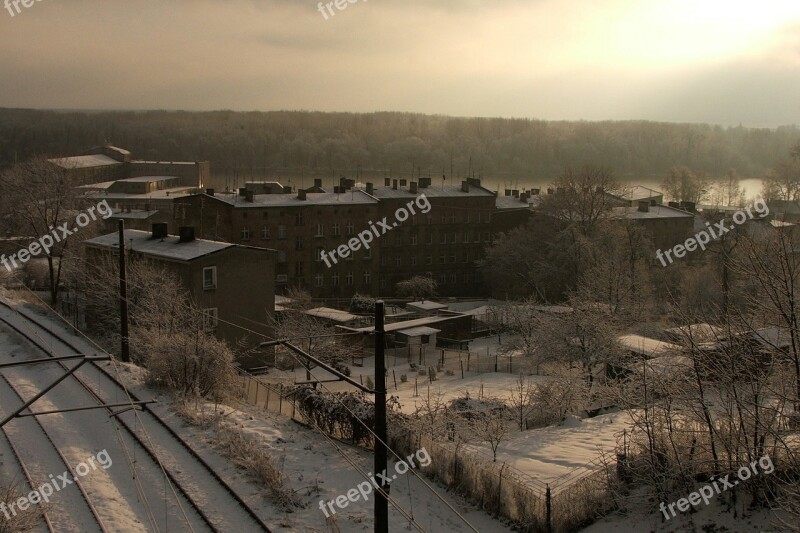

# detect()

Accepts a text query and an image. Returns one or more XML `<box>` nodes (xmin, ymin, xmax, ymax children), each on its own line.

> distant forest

<box><xmin>1</xmin><ymin>108</ymin><xmax>798</xmax><ymax>186</ymax></box>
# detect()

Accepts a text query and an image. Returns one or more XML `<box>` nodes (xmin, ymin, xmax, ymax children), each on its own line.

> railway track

<box><xmin>0</xmin><ymin>422</ymin><xmax>56</xmax><ymax>532</ymax></box>
<box><xmin>0</xmin><ymin>299</ymin><xmax>274</xmax><ymax>532</ymax></box>
<box><xmin>0</xmin><ymin>372</ymin><xmax>107</xmax><ymax>532</ymax></box>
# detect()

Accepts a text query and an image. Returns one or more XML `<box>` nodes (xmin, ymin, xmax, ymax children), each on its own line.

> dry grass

<box><xmin>0</xmin><ymin>481</ymin><xmax>44</xmax><ymax>533</ymax></box>
<box><xmin>175</xmin><ymin>401</ymin><xmax>304</xmax><ymax>512</ymax></box>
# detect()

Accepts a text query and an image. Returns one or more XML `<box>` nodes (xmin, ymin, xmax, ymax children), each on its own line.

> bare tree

<box><xmin>661</xmin><ymin>166</ymin><xmax>711</xmax><ymax>204</ymax></box>
<box><xmin>507</xmin><ymin>373</ymin><xmax>536</xmax><ymax>430</ymax></box>
<box><xmin>0</xmin><ymin>157</ymin><xmax>80</xmax><ymax>304</ymax></box>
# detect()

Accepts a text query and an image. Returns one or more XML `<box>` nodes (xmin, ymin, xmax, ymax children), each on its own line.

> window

<box><xmin>315</xmin><ymin>273</ymin><xmax>324</xmax><ymax>287</ymax></box>
<box><xmin>332</xmin><ymin>223</ymin><xmax>340</xmax><ymax>236</ymax></box>
<box><xmin>451</xmin><ymin>213</ymin><xmax>457</xmax><ymax>224</ymax></box>
<box><xmin>380</xmin><ymin>275</ymin><xmax>387</xmax><ymax>289</ymax></box>
<box><xmin>364</xmin><ymin>247</ymin><xmax>371</xmax><ymax>259</ymax></box>
<box><xmin>426</xmin><ymin>233</ymin><xmax>432</xmax><ymax>245</ymax></box>
<box><xmin>295</xmin><ymin>212</ymin><xmax>304</xmax><ymax>225</ymax></box>
<box><xmin>277</xmin><ymin>251</ymin><xmax>287</xmax><ymax>263</ymax></box>
<box><xmin>450</xmin><ymin>253</ymin><xmax>457</xmax><ymax>263</ymax></box>
<box><xmin>450</xmin><ymin>273</ymin><xmax>457</xmax><ymax>284</ymax></box>
<box><xmin>463</xmin><ymin>252</ymin><xmax>469</xmax><ymax>263</ymax></box>
<box><xmin>363</xmin><ymin>271</ymin><xmax>371</xmax><ymax>284</ymax></box>
<box><xmin>276</xmin><ymin>274</ymin><xmax>288</xmax><ymax>284</ymax></box>
<box><xmin>241</xmin><ymin>226</ymin><xmax>251</xmax><ymax>240</ymax></box>
<box><xmin>441</xmin><ymin>215</ymin><xmax>448</xmax><ymax>224</ymax></box>
<box><xmin>346</xmin><ymin>222</ymin><xmax>354</xmax><ymax>235</ymax></box>
<box><xmin>261</xmin><ymin>226</ymin><xmax>270</xmax><ymax>240</ymax></box>
<box><xmin>332</xmin><ymin>273</ymin><xmax>340</xmax><ymax>286</ymax></box>
<box><xmin>346</xmin><ymin>272</ymin><xmax>354</xmax><ymax>286</ymax></box>
<box><xmin>278</xmin><ymin>225</ymin><xmax>287</xmax><ymax>239</ymax></box>
<box><xmin>395</xmin><ymin>233</ymin><xmax>402</xmax><ymax>246</ymax></box>
<box><xmin>464</xmin><ymin>231</ymin><xmax>470</xmax><ymax>243</ymax></box>
<box><xmin>410</xmin><ymin>235</ymin><xmax>418</xmax><ymax>246</ymax></box>
<box><xmin>295</xmin><ymin>236</ymin><xmax>304</xmax><ymax>250</ymax></box>
<box><xmin>202</xmin><ymin>308</ymin><xmax>218</xmax><ymax>332</ymax></box>
<box><xmin>464</xmin><ymin>213</ymin><xmax>470</xmax><ymax>223</ymax></box>
<box><xmin>439</xmin><ymin>254</ymin><xmax>446</xmax><ymax>264</ymax></box>
<box><xmin>474</xmin><ymin>231</ymin><xmax>480</xmax><ymax>243</ymax></box>
<box><xmin>316</xmin><ymin>247</ymin><xmax>325</xmax><ymax>262</ymax></box>
<box><xmin>295</xmin><ymin>262</ymin><xmax>304</xmax><ymax>277</ymax></box>
<box><xmin>315</xmin><ymin>223</ymin><xmax>324</xmax><ymax>237</ymax></box>
<box><xmin>483</xmin><ymin>232</ymin><xmax>491</xmax><ymax>242</ymax></box>
<box><xmin>440</xmin><ymin>233</ymin><xmax>447</xmax><ymax>244</ymax></box>
<box><xmin>203</xmin><ymin>266</ymin><xmax>217</xmax><ymax>290</ymax></box>
<box><xmin>410</xmin><ymin>256</ymin><xmax>417</xmax><ymax>266</ymax></box>
<box><xmin>426</xmin><ymin>255</ymin><xmax>432</xmax><ymax>265</ymax></box>
<box><xmin>395</xmin><ymin>256</ymin><xmax>401</xmax><ymax>267</ymax></box>
<box><xmin>451</xmin><ymin>232</ymin><xmax>456</xmax><ymax>244</ymax></box>
<box><xmin>463</xmin><ymin>272</ymin><xmax>471</xmax><ymax>283</ymax></box>
<box><xmin>476</xmin><ymin>212</ymin><xmax>482</xmax><ymax>223</ymax></box>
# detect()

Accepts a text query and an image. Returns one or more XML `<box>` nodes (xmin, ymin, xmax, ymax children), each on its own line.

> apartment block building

<box><xmin>84</xmin><ymin>225</ymin><xmax>276</xmax><ymax>368</ymax></box>
<box><xmin>174</xmin><ymin>177</ymin><xmax>498</xmax><ymax>298</ymax></box>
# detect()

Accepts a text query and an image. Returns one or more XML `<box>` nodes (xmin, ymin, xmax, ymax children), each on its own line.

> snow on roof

<box><xmin>617</xmin><ymin>334</ymin><xmax>681</xmax><ymax>358</ymax></box>
<box><xmin>85</xmin><ymin>229</ymin><xmax>234</xmax><ymax>262</ymax></box>
<box><xmin>664</xmin><ymin>323</ymin><xmax>726</xmax><ymax>343</ymax></box>
<box><xmin>345</xmin><ymin>315</ymin><xmax>453</xmax><ymax>333</ymax></box>
<box><xmin>397</xmin><ymin>326</ymin><xmax>441</xmax><ymax>337</ymax></box>
<box><xmin>304</xmin><ymin>307</ymin><xmax>360</xmax><ymax>323</ymax></box>
<box><xmin>83</xmin><ymin>188</ymin><xmax>195</xmax><ymax>200</ymax></box>
<box><xmin>612</xmin><ymin>205</ymin><xmax>693</xmax><ymax>220</ymax></box>
<box><xmin>369</xmin><ymin>184</ymin><xmax>495</xmax><ymax>199</ymax></box>
<box><xmin>642</xmin><ymin>354</ymin><xmax>694</xmax><ymax>375</ymax></box>
<box><xmin>117</xmin><ymin>176</ymin><xmax>179</xmax><ymax>183</ymax></box>
<box><xmin>275</xmin><ymin>295</ymin><xmax>294</xmax><ymax>305</ymax></box>
<box><xmin>406</xmin><ymin>300</ymin><xmax>448</xmax><ymax>311</ymax></box>
<box><xmin>496</xmin><ymin>196</ymin><xmax>533</xmax><ymax>210</ymax></box>
<box><xmin>210</xmin><ymin>190</ymin><xmax>378</xmax><ymax>207</ymax></box>
<box><xmin>108</xmin><ymin>209</ymin><xmax>159</xmax><ymax>220</ymax></box>
<box><xmin>49</xmin><ymin>154</ymin><xmax>122</xmax><ymax>169</ymax></box>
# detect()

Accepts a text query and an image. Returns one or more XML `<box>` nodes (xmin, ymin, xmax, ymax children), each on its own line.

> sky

<box><xmin>0</xmin><ymin>0</ymin><xmax>799</xmax><ymax>126</ymax></box>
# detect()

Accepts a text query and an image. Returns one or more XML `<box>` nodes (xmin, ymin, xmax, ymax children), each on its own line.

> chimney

<box><xmin>512</xmin><ymin>189</ymin><xmax>519</xmax><ymax>198</ymax></box>
<box><xmin>668</xmin><ymin>201</ymin><xmax>680</xmax><ymax>208</ymax></box>
<box><xmin>520</xmin><ymin>193</ymin><xmax>529</xmax><ymax>202</ymax></box>
<box><xmin>682</xmin><ymin>201</ymin><xmax>696</xmax><ymax>213</ymax></box>
<box><xmin>392</xmin><ymin>179</ymin><xmax>398</xmax><ymax>190</ymax></box>
<box><xmin>283</xmin><ymin>186</ymin><xmax>292</xmax><ymax>193</ymax></box>
<box><xmin>531</xmin><ymin>188</ymin><xmax>540</xmax><ymax>195</ymax></box>
<box><xmin>151</xmin><ymin>223</ymin><xmax>168</xmax><ymax>240</ymax></box>
<box><xmin>505</xmin><ymin>189</ymin><xmax>511</xmax><ymax>196</ymax></box>
<box><xmin>650</xmin><ymin>199</ymin><xmax>657</xmax><ymax>206</ymax></box>
<box><xmin>334</xmin><ymin>186</ymin><xmax>341</xmax><ymax>194</ymax></box>
<box><xmin>298</xmin><ymin>190</ymin><xmax>307</xmax><ymax>201</ymax></box>
<box><xmin>410</xmin><ymin>181</ymin><xmax>418</xmax><ymax>193</ymax></box>
<box><xmin>314</xmin><ymin>178</ymin><xmax>322</xmax><ymax>188</ymax></box>
<box><xmin>384</xmin><ymin>178</ymin><xmax>391</xmax><ymax>186</ymax></box>
<box><xmin>245</xmin><ymin>190</ymin><xmax>255</xmax><ymax>203</ymax></box>
<box><xmin>400</xmin><ymin>179</ymin><xmax>407</xmax><ymax>187</ymax></box>
<box><xmin>419</xmin><ymin>177</ymin><xmax>431</xmax><ymax>188</ymax></box>
<box><xmin>178</xmin><ymin>226</ymin><xmax>195</xmax><ymax>243</ymax></box>
<box><xmin>206</xmin><ymin>188</ymin><xmax>215</xmax><ymax>196</ymax></box>
<box><xmin>366</xmin><ymin>182</ymin><xmax>374</xmax><ymax>194</ymax></box>
<box><xmin>238</xmin><ymin>187</ymin><xmax>247</xmax><ymax>197</ymax></box>
<box><xmin>461</xmin><ymin>181</ymin><xmax>470</xmax><ymax>193</ymax></box>
<box><xmin>638</xmin><ymin>201</ymin><xmax>649</xmax><ymax>213</ymax></box>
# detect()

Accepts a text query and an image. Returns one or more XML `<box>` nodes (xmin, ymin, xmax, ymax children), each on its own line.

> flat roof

<box><xmin>116</xmin><ymin>176</ymin><xmax>180</xmax><ymax>183</ymax></box>
<box><xmin>85</xmin><ymin>229</ymin><xmax>234</xmax><ymax>262</ymax></box>
<box><xmin>369</xmin><ymin>184</ymin><xmax>495</xmax><ymax>199</ymax></box>
<box><xmin>49</xmin><ymin>154</ymin><xmax>122</xmax><ymax>169</ymax></box>
<box><xmin>304</xmin><ymin>307</ymin><xmax>361</xmax><ymax>323</ymax></box>
<box><xmin>496</xmin><ymin>196</ymin><xmax>533</xmax><ymax>210</ymax></box>
<box><xmin>344</xmin><ymin>315</ymin><xmax>454</xmax><ymax>333</ymax></box>
<box><xmin>83</xmin><ymin>188</ymin><xmax>195</xmax><ymax>200</ymax></box>
<box><xmin>618</xmin><ymin>334</ymin><xmax>681</xmax><ymax>358</ymax></box>
<box><xmin>108</xmin><ymin>209</ymin><xmax>159</xmax><ymax>220</ymax></box>
<box><xmin>208</xmin><ymin>190</ymin><xmax>378</xmax><ymax>208</ymax></box>
<box><xmin>397</xmin><ymin>326</ymin><xmax>441</xmax><ymax>337</ymax></box>
<box><xmin>612</xmin><ymin>205</ymin><xmax>693</xmax><ymax>220</ymax></box>
<box><xmin>407</xmin><ymin>300</ymin><xmax>448</xmax><ymax>311</ymax></box>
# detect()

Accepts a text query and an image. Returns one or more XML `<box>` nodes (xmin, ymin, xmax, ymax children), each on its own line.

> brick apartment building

<box><xmin>175</xmin><ymin>177</ymin><xmax>498</xmax><ymax>298</ymax></box>
<box><xmin>84</xmin><ymin>225</ymin><xmax>276</xmax><ymax>368</ymax></box>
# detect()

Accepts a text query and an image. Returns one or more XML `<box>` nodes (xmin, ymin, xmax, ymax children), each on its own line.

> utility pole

<box><xmin>374</xmin><ymin>300</ymin><xmax>388</xmax><ymax>533</ymax></box>
<box><xmin>118</xmin><ymin>220</ymin><xmax>130</xmax><ymax>363</ymax></box>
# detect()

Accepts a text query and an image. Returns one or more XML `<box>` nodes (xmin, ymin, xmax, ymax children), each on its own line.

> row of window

<box><xmin>241</xmin><ymin>226</ymin><xmax>492</xmax><ymax>245</ymax></box>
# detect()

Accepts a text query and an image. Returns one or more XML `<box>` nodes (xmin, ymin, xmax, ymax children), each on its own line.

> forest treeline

<box><xmin>1</xmin><ymin>108</ymin><xmax>798</xmax><ymax>182</ymax></box>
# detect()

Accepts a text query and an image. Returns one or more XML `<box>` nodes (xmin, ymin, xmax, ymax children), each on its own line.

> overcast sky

<box><xmin>1</xmin><ymin>0</ymin><xmax>798</xmax><ymax>126</ymax></box>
